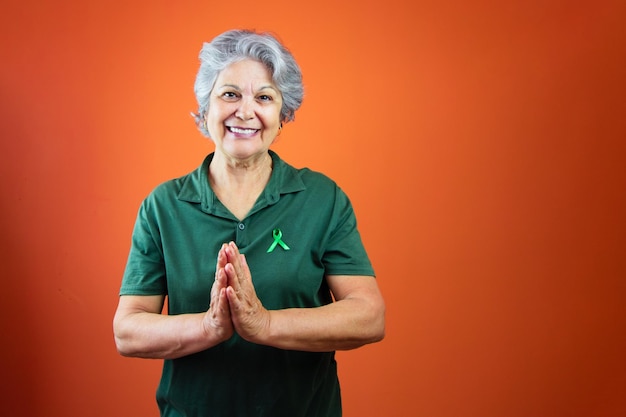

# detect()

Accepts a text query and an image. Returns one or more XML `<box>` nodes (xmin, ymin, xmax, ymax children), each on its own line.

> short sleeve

<box><xmin>119</xmin><ymin>197</ymin><xmax>168</xmax><ymax>296</ymax></box>
<box><xmin>322</xmin><ymin>187</ymin><xmax>375</xmax><ymax>277</ymax></box>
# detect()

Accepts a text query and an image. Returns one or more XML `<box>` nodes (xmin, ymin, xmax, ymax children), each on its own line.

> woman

<box><xmin>113</xmin><ymin>29</ymin><xmax>385</xmax><ymax>417</ymax></box>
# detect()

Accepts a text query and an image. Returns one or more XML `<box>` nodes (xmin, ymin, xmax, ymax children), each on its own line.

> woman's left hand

<box><xmin>218</xmin><ymin>241</ymin><xmax>385</xmax><ymax>352</ymax></box>
<box><xmin>221</xmin><ymin>242</ymin><xmax>271</xmax><ymax>343</ymax></box>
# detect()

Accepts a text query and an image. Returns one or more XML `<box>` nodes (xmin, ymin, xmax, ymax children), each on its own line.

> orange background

<box><xmin>1</xmin><ymin>0</ymin><xmax>625</xmax><ymax>416</ymax></box>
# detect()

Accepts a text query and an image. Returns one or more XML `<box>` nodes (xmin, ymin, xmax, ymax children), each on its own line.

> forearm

<box><xmin>222</xmin><ymin>253</ymin><xmax>386</xmax><ymax>352</ymax></box>
<box><xmin>254</xmin><ymin>297</ymin><xmax>385</xmax><ymax>352</ymax></box>
<box><xmin>113</xmin><ymin>312</ymin><xmax>221</xmax><ymax>360</ymax></box>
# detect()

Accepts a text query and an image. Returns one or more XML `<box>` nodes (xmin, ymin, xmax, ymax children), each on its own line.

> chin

<box><xmin>223</xmin><ymin>145</ymin><xmax>268</xmax><ymax>160</ymax></box>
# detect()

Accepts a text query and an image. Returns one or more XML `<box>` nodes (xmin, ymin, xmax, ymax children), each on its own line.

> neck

<box><xmin>209</xmin><ymin>151</ymin><xmax>273</xmax><ymax>191</ymax></box>
<box><xmin>208</xmin><ymin>151</ymin><xmax>274</xmax><ymax>220</ymax></box>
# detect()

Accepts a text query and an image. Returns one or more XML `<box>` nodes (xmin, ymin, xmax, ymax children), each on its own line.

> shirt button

<box><xmin>238</xmin><ymin>223</ymin><xmax>245</xmax><ymax>230</ymax></box>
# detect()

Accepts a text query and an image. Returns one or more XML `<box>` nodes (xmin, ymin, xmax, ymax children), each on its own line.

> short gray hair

<box><xmin>192</xmin><ymin>29</ymin><xmax>304</xmax><ymax>136</ymax></box>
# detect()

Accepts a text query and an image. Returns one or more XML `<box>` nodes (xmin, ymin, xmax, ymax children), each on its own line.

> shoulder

<box><xmin>276</xmin><ymin>159</ymin><xmax>354</xmax><ymax>221</ymax></box>
<box><xmin>272</xmin><ymin>151</ymin><xmax>341</xmax><ymax>195</ymax></box>
<box><xmin>299</xmin><ymin>167</ymin><xmax>338</xmax><ymax>190</ymax></box>
<box><xmin>143</xmin><ymin>155</ymin><xmax>210</xmax><ymax>206</ymax></box>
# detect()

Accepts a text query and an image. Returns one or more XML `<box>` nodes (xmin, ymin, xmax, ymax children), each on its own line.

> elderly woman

<box><xmin>113</xmin><ymin>29</ymin><xmax>385</xmax><ymax>417</ymax></box>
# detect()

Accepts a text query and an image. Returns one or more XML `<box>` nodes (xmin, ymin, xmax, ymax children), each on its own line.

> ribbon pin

<box><xmin>267</xmin><ymin>228</ymin><xmax>290</xmax><ymax>253</ymax></box>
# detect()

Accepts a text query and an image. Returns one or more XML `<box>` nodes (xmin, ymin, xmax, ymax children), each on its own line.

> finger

<box><xmin>226</xmin><ymin>257</ymin><xmax>257</xmax><ymax>312</ymax></box>
<box><xmin>216</xmin><ymin>288</ymin><xmax>231</xmax><ymax>320</ymax></box>
<box><xmin>210</xmin><ymin>268</ymin><xmax>227</xmax><ymax>304</ymax></box>
<box><xmin>210</xmin><ymin>269</ymin><xmax>220</xmax><ymax>301</ymax></box>
<box><xmin>227</xmin><ymin>242</ymin><xmax>245</xmax><ymax>276</ymax></box>
<box><xmin>239</xmin><ymin>253</ymin><xmax>248</xmax><ymax>270</ymax></box>
<box><xmin>211</xmin><ymin>286</ymin><xmax>231</xmax><ymax>320</ymax></box>
<box><xmin>238</xmin><ymin>253</ymin><xmax>254</xmax><ymax>289</ymax></box>
<box><xmin>211</xmin><ymin>243</ymin><xmax>229</xmax><ymax>299</ymax></box>
<box><xmin>225</xmin><ymin>285</ymin><xmax>241</xmax><ymax>313</ymax></box>
<box><xmin>216</xmin><ymin>243</ymin><xmax>228</xmax><ymax>272</ymax></box>
<box><xmin>228</xmin><ymin>243</ymin><xmax>252</xmax><ymax>287</ymax></box>
<box><xmin>224</xmin><ymin>248</ymin><xmax>244</xmax><ymax>289</ymax></box>
<box><xmin>204</xmin><ymin>287</ymin><xmax>233</xmax><ymax>341</ymax></box>
<box><xmin>210</xmin><ymin>278</ymin><xmax>218</xmax><ymax>304</ymax></box>
<box><xmin>225</xmin><ymin>263</ymin><xmax>251</xmax><ymax>294</ymax></box>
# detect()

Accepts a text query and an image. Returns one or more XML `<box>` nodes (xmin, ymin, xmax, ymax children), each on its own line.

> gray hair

<box><xmin>192</xmin><ymin>29</ymin><xmax>304</xmax><ymax>136</ymax></box>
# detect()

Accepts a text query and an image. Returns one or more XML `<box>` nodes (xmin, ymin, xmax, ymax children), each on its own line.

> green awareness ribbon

<box><xmin>267</xmin><ymin>228</ymin><xmax>290</xmax><ymax>253</ymax></box>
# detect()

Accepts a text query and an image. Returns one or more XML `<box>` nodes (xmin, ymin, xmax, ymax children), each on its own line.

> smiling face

<box><xmin>205</xmin><ymin>59</ymin><xmax>283</xmax><ymax>163</ymax></box>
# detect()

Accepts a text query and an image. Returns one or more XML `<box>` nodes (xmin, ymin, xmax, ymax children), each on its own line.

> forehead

<box><xmin>215</xmin><ymin>59</ymin><xmax>275</xmax><ymax>87</ymax></box>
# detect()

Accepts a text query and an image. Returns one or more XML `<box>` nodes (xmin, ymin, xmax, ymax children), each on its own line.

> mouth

<box><xmin>227</xmin><ymin>126</ymin><xmax>260</xmax><ymax>136</ymax></box>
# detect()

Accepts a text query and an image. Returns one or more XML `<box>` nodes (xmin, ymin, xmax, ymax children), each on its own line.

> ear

<box><xmin>191</xmin><ymin>111</ymin><xmax>211</xmax><ymax>138</ymax></box>
<box><xmin>270</xmin><ymin>122</ymin><xmax>283</xmax><ymax>146</ymax></box>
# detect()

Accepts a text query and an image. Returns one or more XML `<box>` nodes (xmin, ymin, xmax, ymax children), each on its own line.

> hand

<box><xmin>202</xmin><ymin>243</ymin><xmax>235</xmax><ymax>343</ymax></box>
<box><xmin>222</xmin><ymin>242</ymin><xmax>271</xmax><ymax>343</ymax></box>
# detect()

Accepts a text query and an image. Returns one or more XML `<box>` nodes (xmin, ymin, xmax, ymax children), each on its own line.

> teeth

<box><xmin>229</xmin><ymin>127</ymin><xmax>257</xmax><ymax>134</ymax></box>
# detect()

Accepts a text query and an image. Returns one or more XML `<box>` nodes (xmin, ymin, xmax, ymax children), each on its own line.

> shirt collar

<box><xmin>176</xmin><ymin>150</ymin><xmax>306</xmax><ymax>213</ymax></box>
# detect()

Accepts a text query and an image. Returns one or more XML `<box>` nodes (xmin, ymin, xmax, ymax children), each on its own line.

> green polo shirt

<box><xmin>120</xmin><ymin>150</ymin><xmax>374</xmax><ymax>417</ymax></box>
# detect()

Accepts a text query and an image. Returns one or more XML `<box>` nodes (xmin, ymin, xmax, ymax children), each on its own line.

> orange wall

<box><xmin>1</xmin><ymin>1</ymin><xmax>625</xmax><ymax>416</ymax></box>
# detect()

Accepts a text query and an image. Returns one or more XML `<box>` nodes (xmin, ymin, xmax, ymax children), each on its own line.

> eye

<box><xmin>221</xmin><ymin>91</ymin><xmax>239</xmax><ymax>100</ymax></box>
<box><xmin>258</xmin><ymin>94</ymin><xmax>273</xmax><ymax>102</ymax></box>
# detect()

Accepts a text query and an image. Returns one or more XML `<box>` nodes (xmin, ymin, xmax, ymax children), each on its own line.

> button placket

<box><xmin>235</xmin><ymin>221</ymin><xmax>248</xmax><ymax>247</ymax></box>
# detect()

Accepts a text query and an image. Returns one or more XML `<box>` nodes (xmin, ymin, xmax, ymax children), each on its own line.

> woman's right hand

<box><xmin>203</xmin><ymin>244</ymin><xmax>235</xmax><ymax>342</ymax></box>
<box><xmin>113</xmin><ymin>244</ymin><xmax>236</xmax><ymax>359</ymax></box>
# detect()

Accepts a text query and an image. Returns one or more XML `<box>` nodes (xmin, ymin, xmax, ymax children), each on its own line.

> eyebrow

<box><xmin>218</xmin><ymin>83</ymin><xmax>278</xmax><ymax>93</ymax></box>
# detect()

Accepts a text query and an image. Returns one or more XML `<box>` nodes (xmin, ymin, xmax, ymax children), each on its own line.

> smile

<box><xmin>228</xmin><ymin>126</ymin><xmax>259</xmax><ymax>135</ymax></box>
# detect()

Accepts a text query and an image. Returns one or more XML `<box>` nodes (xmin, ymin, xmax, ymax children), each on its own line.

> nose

<box><xmin>235</xmin><ymin>97</ymin><xmax>255</xmax><ymax>120</ymax></box>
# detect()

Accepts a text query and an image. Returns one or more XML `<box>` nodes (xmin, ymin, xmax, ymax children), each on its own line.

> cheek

<box><xmin>205</xmin><ymin>117</ymin><xmax>223</xmax><ymax>140</ymax></box>
<box><xmin>264</xmin><ymin>108</ymin><xmax>283</xmax><ymax>128</ymax></box>
<box><xmin>206</xmin><ymin>105</ymin><xmax>229</xmax><ymax>130</ymax></box>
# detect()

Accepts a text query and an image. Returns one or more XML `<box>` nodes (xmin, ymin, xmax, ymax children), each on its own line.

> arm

<box><xmin>262</xmin><ymin>275</ymin><xmax>385</xmax><ymax>351</ymax></box>
<box><xmin>113</xmin><ymin>245</ymin><xmax>235</xmax><ymax>359</ymax></box>
<box><xmin>223</xmin><ymin>242</ymin><xmax>386</xmax><ymax>352</ymax></box>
